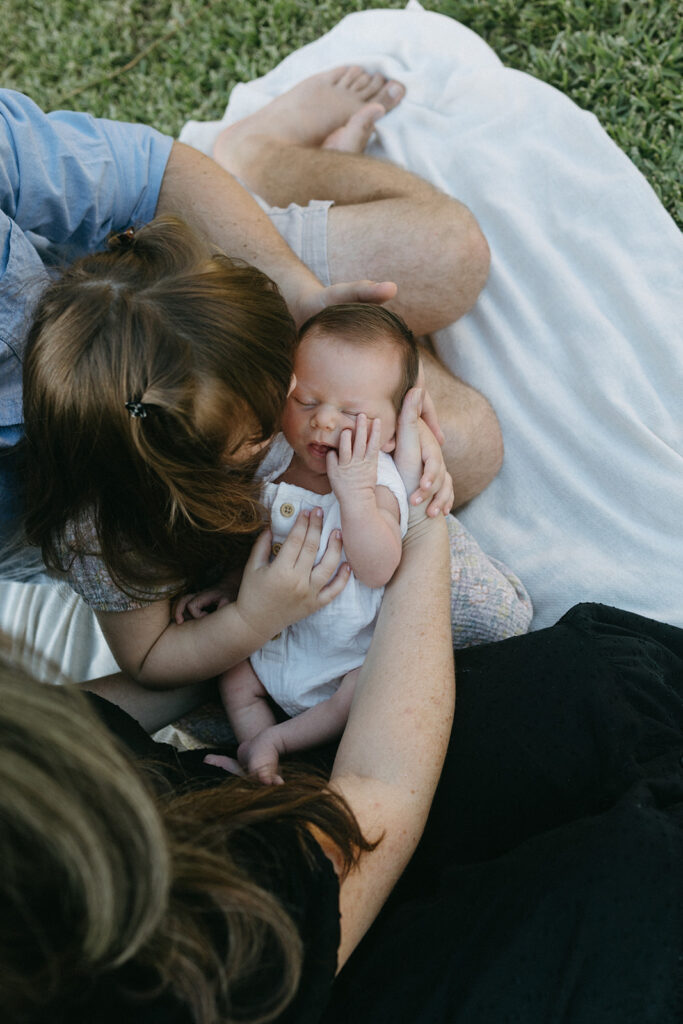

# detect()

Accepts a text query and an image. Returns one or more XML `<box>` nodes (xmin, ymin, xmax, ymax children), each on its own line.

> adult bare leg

<box><xmin>216</xmin><ymin>130</ymin><xmax>489</xmax><ymax>333</ymax></box>
<box><xmin>419</xmin><ymin>349</ymin><xmax>503</xmax><ymax>507</ymax></box>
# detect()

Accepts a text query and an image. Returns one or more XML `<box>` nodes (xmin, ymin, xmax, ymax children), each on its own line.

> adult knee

<box><xmin>442</xmin><ymin>201</ymin><xmax>490</xmax><ymax>323</ymax></box>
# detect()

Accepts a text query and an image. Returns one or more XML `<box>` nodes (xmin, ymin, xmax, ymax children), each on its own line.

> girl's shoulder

<box><xmin>59</xmin><ymin>509</ymin><xmax>175</xmax><ymax>613</ymax></box>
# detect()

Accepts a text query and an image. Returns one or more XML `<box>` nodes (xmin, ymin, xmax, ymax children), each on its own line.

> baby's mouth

<box><xmin>308</xmin><ymin>441</ymin><xmax>334</xmax><ymax>459</ymax></box>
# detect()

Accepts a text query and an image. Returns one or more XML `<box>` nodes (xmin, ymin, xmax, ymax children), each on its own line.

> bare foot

<box><xmin>322</xmin><ymin>102</ymin><xmax>386</xmax><ymax>153</ymax></box>
<box><xmin>214</xmin><ymin>65</ymin><xmax>405</xmax><ymax>170</ymax></box>
<box><xmin>238</xmin><ymin>731</ymin><xmax>284</xmax><ymax>785</ymax></box>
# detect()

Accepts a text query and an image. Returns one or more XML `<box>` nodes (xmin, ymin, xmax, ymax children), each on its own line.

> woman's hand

<box><xmin>394</xmin><ymin>388</ymin><xmax>454</xmax><ymax>517</ymax></box>
<box><xmin>235</xmin><ymin>509</ymin><xmax>350</xmax><ymax>644</ymax></box>
<box><xmin>416</xmin><ymin>356</ymin><xmax>446</xmax><ymax>447</ymax></box>
<box><xmin>415</xmin><ymin>419</ymin><xmax>454</xmax><ymax>517</ymax></box>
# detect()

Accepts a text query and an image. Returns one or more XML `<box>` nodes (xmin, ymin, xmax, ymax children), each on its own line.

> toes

<box><xmin>338</xmin><ymin>65</ymin><xmax>366</xmax><ymax>88</ymax></box>
<box><xmin>357</xmin><ymin>71</ymin><xmax>386</xmax><ymax>100</ymax></box>
<box><xmin>375</xmin><ymin>79</ymin><xmax>406</xmax><ymax>112</ymax></box>
<box><xmin>329</xmin><ymin>65</ymin><xmax>351</xmax><ymax>85</ymax></box>
<box><xmin>352</xmin><ymin>71</ymin><xmax>373</xmax><ymax>93</ymax></box>
<box><xmin>323</xmin><ymin>103</ymin><xmax>384</xmax><ymax>154</ymax></box>
<box><xmin>354</xmin><ymin>102</ymin><xmax>385</xmax><ymax>130</ymax></box>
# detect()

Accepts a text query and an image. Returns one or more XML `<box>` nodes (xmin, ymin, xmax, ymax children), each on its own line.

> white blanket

<box><xmin>1</xmin><ymin>1</ymin><xmax>681</xmax><ymax>685</ymax></box>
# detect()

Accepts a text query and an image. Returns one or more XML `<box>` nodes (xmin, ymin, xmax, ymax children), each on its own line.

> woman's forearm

<box><xmin>333</xmin><ymin>512</ymin><xmax>452</xmax><ymax>795</ymax></box>
<box><xmin>329</xmin><ymin>512</ymin><xmax>454</xmax><ymax>966</ymax></box>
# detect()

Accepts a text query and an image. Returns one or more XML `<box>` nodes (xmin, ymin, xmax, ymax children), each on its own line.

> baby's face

<box><xmin>281</xmin><ymin>330</ymin><xmax>402</xmax><ymax>475</ymax></box>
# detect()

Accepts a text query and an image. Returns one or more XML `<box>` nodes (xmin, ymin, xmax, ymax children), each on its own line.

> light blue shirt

<box><xmin>0</xmin><ymin>89</ymin><xmax>173</xmax><ymax>434</ymax></box>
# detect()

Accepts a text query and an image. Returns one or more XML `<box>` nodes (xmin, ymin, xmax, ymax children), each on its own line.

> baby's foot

<box><xmin>238</xmin><ymin>731</ymin><xmax>284</xmax><ymax>786</ymax></box>
<box><xmin>214</xmin><ymin>66</ymin><xmax>405</xmax><ymax>171</ymax></box>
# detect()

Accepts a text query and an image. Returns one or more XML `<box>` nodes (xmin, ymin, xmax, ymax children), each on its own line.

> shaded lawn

<box><xmin>3</xmin><ymin>0</ymin><xmax>680</xmax><ymax>223</ymax></box>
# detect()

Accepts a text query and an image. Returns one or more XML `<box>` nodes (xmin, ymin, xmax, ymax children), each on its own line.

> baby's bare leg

<box><xmin>239</xmin><ymin>669</ymin><xmax>360</xmax><ymax>785</ymax></box>
<box><xmin>219</xmin><ymin>660</ymin><xmax>276</xmax><ymax>744</ymax></box>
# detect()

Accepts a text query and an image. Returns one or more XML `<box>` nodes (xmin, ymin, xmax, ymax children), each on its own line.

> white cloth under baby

<box><xmin>252</xmin><ymin>434</ymin><xmax>408</xmax><ymax>715</ymax></box>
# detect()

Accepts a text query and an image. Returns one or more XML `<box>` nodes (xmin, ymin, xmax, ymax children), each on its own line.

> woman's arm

<box><xmin>326</xmin><ymin>391</ymin><xmax>455</xmax><ymax>968</ymax></box>
<box><xmin>97</xmin><ymin>511</ymin><xmax>349</xmax><ymax>689</ymax></box>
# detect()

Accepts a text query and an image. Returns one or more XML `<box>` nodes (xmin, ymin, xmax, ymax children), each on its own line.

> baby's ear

<box><xmin>381</xmin><ymin>436</ymin><xmax>396</xmax><ymax>453</ymax></box>
<box><xmin>287</xmin><ymin>374</ymin><xmax>297</xmax><ymax>397</ymax></box>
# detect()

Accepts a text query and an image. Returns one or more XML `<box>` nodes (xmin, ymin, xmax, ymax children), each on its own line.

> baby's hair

<box><xmin>23</xmin><ymin>216</ymin><xmax>296</xmax><ymax>596</ymax></box>
<box><xmin>298</xmin><ymin>303</ymin><xmax>419</xmax><ymax>410</ymax></box>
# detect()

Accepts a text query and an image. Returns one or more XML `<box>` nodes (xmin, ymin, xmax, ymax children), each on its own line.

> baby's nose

<box><xmin>311</xmin><ymin>404</ymin><xmax>337</xmax><ymax>430</ymax></box>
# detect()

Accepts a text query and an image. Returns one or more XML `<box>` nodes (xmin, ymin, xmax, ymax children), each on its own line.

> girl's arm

<box><xmin>322</xmin><ymin>389</ymin><xmax>456</xmax><ymax>969</ymax></box>
<box><xmin>97</xmin><ymin>511</ymin><xmax>350</xmax><ymax>689</ymax></box>
<box><xmin>327</xmin><ymin>415</ymin><xmax>403</xmax><ymax>588</ymax></box>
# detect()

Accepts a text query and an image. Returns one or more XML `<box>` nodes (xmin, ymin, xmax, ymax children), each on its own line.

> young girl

<box><xmin>177</xmin><ymin>306</ymin><xmax>532</xmax><ymax>783</ymax></box>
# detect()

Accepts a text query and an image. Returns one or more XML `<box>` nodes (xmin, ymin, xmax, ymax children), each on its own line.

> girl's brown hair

<box><xmin>23</xmin><ymin>216</ymin><xmax>296</xmax><ymax>597</ymax></box>
<box><xmin>0</xmin><ymin>660</ymin><xmax>369</xmax><ymax>1022</ymax></box>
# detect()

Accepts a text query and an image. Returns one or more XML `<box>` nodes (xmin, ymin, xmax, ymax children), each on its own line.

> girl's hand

<box><xmin>327</xmin><ymin>414</ymin><xmax>381</xmax><ymax>511</ymax></box>
<box><xmin>173</xmin><ymin>587</ymin><xmax>231</xmax><ymax>625</ymax></box>
<box><xmin>235</xmin><ymin>509</ymin><xmax>350</xmax><ymax>643</ymax></box>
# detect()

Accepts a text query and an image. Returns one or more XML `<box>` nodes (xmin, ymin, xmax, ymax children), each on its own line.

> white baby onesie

<box><xmin>252</xmin><ymin>434</ymin><xmax>409</xmax><ymax>716</ymax></box>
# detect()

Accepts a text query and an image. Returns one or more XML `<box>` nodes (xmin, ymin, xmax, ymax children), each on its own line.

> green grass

<box><xmin>3</xmin><ymin>0</ymin><xmax>681</xmax><ymax>223</ymax></box>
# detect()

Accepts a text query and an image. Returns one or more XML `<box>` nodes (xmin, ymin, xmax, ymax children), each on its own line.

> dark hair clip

<box><xmin>125</xmin><ymin>400</ymin><xmax>149</xmax><ymax>419</ymax></box>
<box><xmin>109</xmin><ymin>226</ymin><xmax>136</xmax><ymax>250</ymax></box>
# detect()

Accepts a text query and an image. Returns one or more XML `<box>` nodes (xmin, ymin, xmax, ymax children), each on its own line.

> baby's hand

<box><xmin>237</xmin><ymin>728</ymin><xmax>285</xmax><ymax>785</ymax></box>
<box><xmin>173</xmin><ymin>586</ymin><xmax>231</xmax><ymax>625</ymax></box>
<box><xmin>327</xmin><ymin>414</ymin><xmax>381</xmax><ymax>510</ymax></box>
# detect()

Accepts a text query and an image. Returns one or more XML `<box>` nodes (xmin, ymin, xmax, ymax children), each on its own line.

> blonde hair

<box><xmin>0</xmin><ymin>661</ymin><xmax>370</xmax><ymax>1021</ymax></box>
<box><xmin>23</xmin><ymin>216</ymin><xmax>296</xmax><ymax>597</ymax></box>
